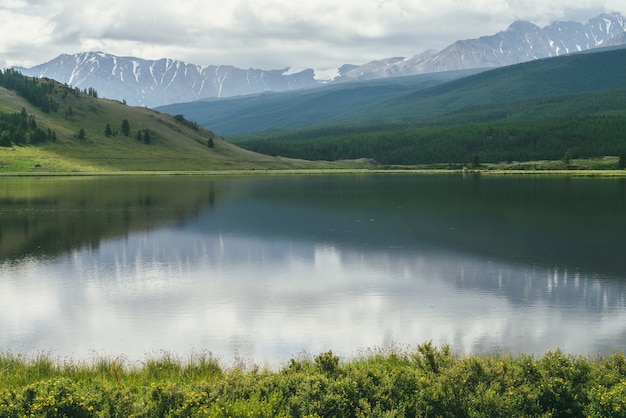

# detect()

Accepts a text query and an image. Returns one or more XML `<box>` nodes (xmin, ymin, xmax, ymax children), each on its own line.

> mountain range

<box><xmin>337</xmin><ymin>12</ymin><xmax>626</xmax><ymax>81</ymax></box>
<box><xmin>14</xmin><ymin>12</ymin><xmax>626</xmax><ymax>108</ymax></box>
<box><xmin>16</xmin><ymin>53</ymin><xmax>319</xmax><ymax>108</ymax></box>
<box><xmin>158</xmin><ymin>45</ymin><xmax>626</xmax><ymax>139</ymax></box>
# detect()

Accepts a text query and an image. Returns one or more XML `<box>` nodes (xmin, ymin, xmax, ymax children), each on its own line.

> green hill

<box><xmin>213</xmin><ymin>48</ymin><xmax>626</xmax><ymax>166</ymax></box>
<box><xmin>0</xmin><ymin>70</ymin><xmax>364</xmax><ymax>173</ymax></box>
<box><xmin>363</xmin><ymin>46</ymin><xmax>626</xmax><ymax>124</ymax></box>
<box><xmin>236</xmin><ymin>87</ymin><xmax>626</xmax><ymax>165</ymax></box>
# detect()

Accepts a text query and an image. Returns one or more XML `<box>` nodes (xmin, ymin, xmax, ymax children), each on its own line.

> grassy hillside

<box><xmin>0</xmin><ymin>72</ymin><xmax>367</xmax><ymax>173</ymax></box>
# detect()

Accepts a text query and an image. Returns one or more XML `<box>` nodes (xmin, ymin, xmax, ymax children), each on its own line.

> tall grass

<box><xmin>1</xmin><ymin>344</ymin><xmax>625</xmax><ymax>417</ymax></box>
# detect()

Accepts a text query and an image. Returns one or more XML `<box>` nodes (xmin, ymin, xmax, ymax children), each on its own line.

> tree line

<box><xmin>239</xmin><ymin>113</ymin><xmax>626</xmax><ymax>166</ymax></box>
<box><xmin>0</xmin><ymin>69</ymin><xmax>59</xmax><ymax>113</ymax></box>
<box><xmin>0</xmin><ymin>107</ymin><xmax>56</xmax><ymax>147</ymax></box>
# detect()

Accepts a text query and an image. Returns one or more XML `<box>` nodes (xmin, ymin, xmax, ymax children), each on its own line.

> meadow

<box><xmin>1</xmin><ymin>343</ymin><xmax>626</xmax><ymax>417</ymax></box>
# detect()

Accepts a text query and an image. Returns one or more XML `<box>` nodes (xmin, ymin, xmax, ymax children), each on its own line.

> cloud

<box><xmin>0</xmin><ymin>0</ymin><xmax>624</xmax><ymax>74</ymax></box>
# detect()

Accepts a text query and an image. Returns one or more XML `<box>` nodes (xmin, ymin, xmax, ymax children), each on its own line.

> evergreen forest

<box><xmin>163</xmin><ymin>47</ymin><xmax>626</xmax><ymax>167</ymax></box>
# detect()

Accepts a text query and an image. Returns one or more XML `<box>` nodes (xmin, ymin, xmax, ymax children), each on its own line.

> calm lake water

<box><xmin>1</xmin><ymin>173</ymin><xmax>625</xmax><ymax>365</ymax></box>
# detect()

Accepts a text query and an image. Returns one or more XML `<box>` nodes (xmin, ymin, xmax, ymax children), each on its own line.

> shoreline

<box><xmin>2</xmin><ymin>167</ymin><xmax>626</xmax><ymax>177</ymax></box>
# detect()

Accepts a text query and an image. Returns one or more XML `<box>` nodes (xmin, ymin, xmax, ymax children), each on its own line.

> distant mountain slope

<box><xmin>365</xmin><ymin>45</ymin><xmax>626</xmax><ymax>123</ymax></box>
<box><xmin>156</xmin><ymin>68</ymin><xmax>485</xmax><ymax>136</ymax></box>
<box><xmin>159</xmin><ymin>47</ymin><xmax>626</xmax><ymax>139</ymax></box>
<box><xmin>337</xmin><ymin>12</ymin><xmax>626</xmax><ymax>81</ymax></box>
<box><xmin>15</xmin><ymin>52</ymin><xmax>319</xmax><ymax>107</ymax></box>
<box><xmin>230</xmin><ymin>47</ymin><xmax>626</xmax><ymax>165</ymax></box>
<box><xmin>239</xmin><ymin>87</ymin><xmax>626</xmax><ymax>166</ymax></box>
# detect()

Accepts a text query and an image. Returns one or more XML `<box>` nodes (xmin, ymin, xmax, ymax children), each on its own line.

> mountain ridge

<box><xmin>15</xmin><ymin>52</ymin><xmax>320</xmax><ymax>107</ymax></box>
<box><xmin>14</xmin><ymin>12</ymin><xmax>626</xmax><ymax>108</ymax></box>
<box><xmin>336</xmin><ymin>12</ymin><xmax>626</xmax><ymax>81</ymax></box>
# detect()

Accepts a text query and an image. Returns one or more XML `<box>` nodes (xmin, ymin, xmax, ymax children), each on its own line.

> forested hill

<box><xmin>0</xmin><ymin>70</ymin><xmax>349</xmax><ymax>172</ymax></box>
<box><xmin>159</xmin><ymin>47</ymin><xmax>626</xmax><ymax>139</ymax></box>
<box><xmin>363</xmin><ymin>46</ymin><xmax>626</xmax><ymax>124</ymax></box>
<box><xmin>227</xmin><ymin>47</ymin><xmax>626</xmax><ymax>166</ymax></box>
<box><xmin>156</xmin><ymin>68</ymin><xmax>486</xmax><ymax>136</ymax></box>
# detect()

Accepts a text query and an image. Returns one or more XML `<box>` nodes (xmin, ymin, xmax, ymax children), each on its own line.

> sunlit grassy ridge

<box><xmin>1</xmin><ymin>344</ymin><xmax>625</xmax><ymax>416</ymax></box>
<box><xmin>0</xmin><ymin>77</ymin><xmax>370</xmax><ymax>173</ymax></box>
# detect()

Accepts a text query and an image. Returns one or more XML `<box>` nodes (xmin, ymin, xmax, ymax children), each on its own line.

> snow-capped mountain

<box><xmin>15</xmin><ymin>52</ymin><xmax>320</xmax><ymax>107</ymax></box>
<box><xmin>337</xmin><ymin>12</ymin><xmax>626</xmax><ymax>81</ymax></box>
<box><xmin>14</xmin><ymin>13</ymin><xmax>626</xmax><ymax>107</ymax></box>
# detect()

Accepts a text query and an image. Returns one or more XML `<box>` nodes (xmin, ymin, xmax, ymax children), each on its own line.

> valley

<box><xmin>3</xmin><ymin>12</ymin><xmax>625</xmax><ymax>174</ymax></box>
<box><xmin>2</xmin><ymin>7</ymin><xmax>626</xmax><ymax>417</ymax></box>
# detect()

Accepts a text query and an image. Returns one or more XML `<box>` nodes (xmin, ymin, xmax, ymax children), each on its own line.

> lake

<box><xmin>1</xmin><ymin>173</ymin><xmax>625</xmax><ymax>366</ymax></box>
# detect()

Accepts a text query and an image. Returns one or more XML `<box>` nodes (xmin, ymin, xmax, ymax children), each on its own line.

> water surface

<box><xmin>1</xmin><ymin>174</ymin><xmax>625</xmax><ymax>365</ymax></box>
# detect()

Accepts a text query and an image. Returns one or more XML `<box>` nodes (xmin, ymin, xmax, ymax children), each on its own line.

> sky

<box><xmin>1</xmin><ymin>0</ymin><xmax>625</xmax><ymax>79</ymax></box>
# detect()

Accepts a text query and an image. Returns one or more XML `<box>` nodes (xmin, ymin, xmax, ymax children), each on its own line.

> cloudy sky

<box><xmin>1</xmin><ymin>0</ymin><xmax>625</xmax><ymax>78</ymax></box>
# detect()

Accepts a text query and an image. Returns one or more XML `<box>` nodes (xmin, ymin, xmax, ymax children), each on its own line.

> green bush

<box><xmin>1</xmin><ymin>345</ymin><xmax>625</xmax><ymax>417</ymax></box>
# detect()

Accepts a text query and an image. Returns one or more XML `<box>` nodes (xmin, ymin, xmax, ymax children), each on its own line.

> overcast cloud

<box><xmin>1</xmin><ymin>0</ymin><xmax>625</xmax><ymax>78</ymax></box>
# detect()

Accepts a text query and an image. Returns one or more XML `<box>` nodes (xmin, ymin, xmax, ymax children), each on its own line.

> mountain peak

<box><xmin>16</xmin><ymin>53</ymin><xmax>320</xmax><ymax>107</ymax></box>
<box><xmin>13</xmin><ymin>12</ymin><xmax>626</xmax><ymax>106</ymax></box>
<box><xmin>506</xmin><ymin>20</ymin><xmax>541</xmax><ymax>32</ymax></box>
<box><xmin>338</xmin><ymin>12</ymin><xmax>626</xmax><ymax>81</ymax></box>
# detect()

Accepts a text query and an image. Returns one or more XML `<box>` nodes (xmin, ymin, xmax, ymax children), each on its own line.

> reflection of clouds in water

<box><xmin>1</xmin><ymin>226</ymin><xmax>626</xmax><ymax>365</ymax></box>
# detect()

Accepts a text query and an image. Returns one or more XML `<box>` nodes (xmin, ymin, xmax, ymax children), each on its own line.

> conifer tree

<box><xmin>121</xmin><ymin>119</ymin><xmax>130</xmax><ymax>136</ymax></box>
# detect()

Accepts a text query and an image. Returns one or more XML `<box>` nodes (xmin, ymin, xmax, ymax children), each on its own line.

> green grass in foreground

<box><xmin>1</xmin><ymin>343</ymin><xmax>626</xmax><ymax>417</ymax></box>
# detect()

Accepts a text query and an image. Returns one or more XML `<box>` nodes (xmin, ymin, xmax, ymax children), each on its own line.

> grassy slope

<box><xmin>0</xmin><ymin>81</ymin><xmax>369</xmax><ymax>173</ymax></box>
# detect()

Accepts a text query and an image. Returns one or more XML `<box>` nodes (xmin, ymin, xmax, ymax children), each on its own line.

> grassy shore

<box><xmin>2</xmin><ymin>167</ymin><xmax>626</xmax><ymax>178</ymax></box>
<box><xmin>1</xmin><ymin>343</ymin><xmax>625</xmax><ymax>417</ymax></box>
<box><xmin>2</xmin><ymin>140</ymin><xmax>625</xmax><ymax>177</ymax></box>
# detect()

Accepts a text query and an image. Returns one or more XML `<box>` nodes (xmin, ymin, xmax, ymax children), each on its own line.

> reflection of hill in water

<box><xmin>198</xmin><ymin>174</ymin><xmax>625</xmax><ymax>278</ymax></box>
<box><xmin>2</xmin><ymin>174</ymin><xmax>625</xmax><ymax>279</ymax></box>
<box><xmin>3</xmin><ymin>174</ymin><xmax>624</xmax><ymax>359</ymax></box>
<box><xmin>0</xmin><ymin>176</ymin><xmax>223</xmax><ymax>262</ymax></box>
